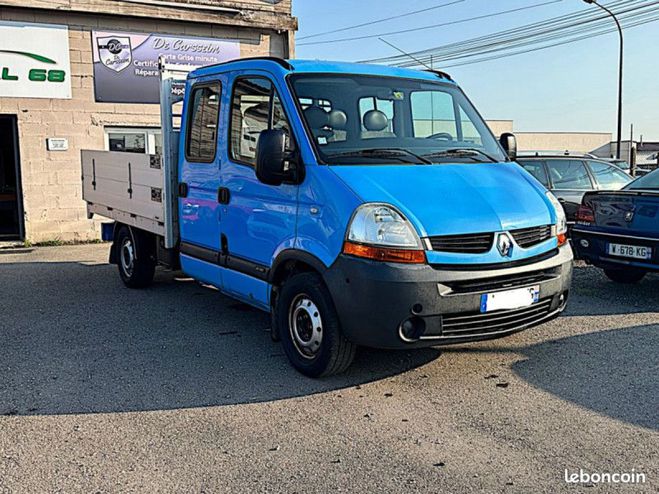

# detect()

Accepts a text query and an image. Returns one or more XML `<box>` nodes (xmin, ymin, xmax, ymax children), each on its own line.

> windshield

<box><xmin>289</xmin><ymin>74</ymin><xmax>507</xmax><ymax>165</ymax></box>
<box><xmin>625</xmin><ymin>169</ymin><xmax>659</xmax><ymax>190</ymax></box>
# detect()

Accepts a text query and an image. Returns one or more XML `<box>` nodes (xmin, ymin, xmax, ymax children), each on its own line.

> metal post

<box><xmin>585</xmin><ymin>0</ymin><xmax>623</xmax><ymax>159</ymax></box>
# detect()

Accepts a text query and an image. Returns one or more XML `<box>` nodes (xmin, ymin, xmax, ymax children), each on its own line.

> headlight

<box><xmin>546</xmin><ymin>192</ymin><xmax>568</xmax><ymax>245</ymax></box>
<box><xmin>344</xmin><ymin>204</ymin><xmax>425</xmax><ymax>264</ymax></box>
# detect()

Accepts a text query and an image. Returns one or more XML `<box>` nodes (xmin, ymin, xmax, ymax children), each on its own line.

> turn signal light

<box><xmin>343</xmin><ymin>241</ymin><xmax>426</xmax><ymax>264</ymax></box>
<box><xmin>557</xmin><ymin>233</ymin><xmax>568</xmax><ymax>246</ymax></box>
<box><xmin>575</xmin><ymin>204</ymin><xmax>595</xmax><ymax>224</ymax></box>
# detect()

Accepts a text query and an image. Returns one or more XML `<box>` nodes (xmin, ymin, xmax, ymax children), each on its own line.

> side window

<box><xmin>587</xmin><ymin>161</ymin><xmax>631</xmax><ymax>190</ymax></box>
<box><xmin>519</xmin><ymin>161</ymin><xmax>549</xmax><ymax>187</ymax></box>
<box><xmin>186</xmin><ymin>83</ymin><xmax>221</xmax><ymax>162</ymax></box>
<box><xmin>546</xmin><ymin>160</ymin><xmax>593</xmax><ymax>190</ymax></box>
<box><xmin>230</xmin><ymin>77</ymin><xmax>293</xmax><ymax>167</ymax></box>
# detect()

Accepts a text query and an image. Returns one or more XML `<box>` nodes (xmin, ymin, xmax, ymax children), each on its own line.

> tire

<box><xmin>276</xmin><ymin>272</ymin><xmax>356</xmax><ymax>377</ymax></box>
<box><xmin>603</xmin><ymin>268</ymin><xmax>646</xmax><ymax>284</ymax></box>
<box><xmin>116</xmin><ymin>226</ymin><xmax>156</xmax><ymax>288</ymax></box>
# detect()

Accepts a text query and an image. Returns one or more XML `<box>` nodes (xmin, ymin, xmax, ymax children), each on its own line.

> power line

<box><xmin>365</xmin><ymin>0</ymin><xmax>638</xmax><ymax>63</ymax></box>
<box><xmin>440</xmin><ymin>12</ymin><xmax>659</xmax><ymax>68</ymax></box>
<box><xmin>414</xmin><ymin>1</ymin><xmax>655</xmax><ymax>65</ymax></box>
<box><xmin>298</xmin><ymin>0</ymin><xmax>563</xmax><ymax>46</ymax></box>
<box><xmin>364</xmin><ymin>0</ymin><xmax>656</xmax><ymax>66</ymax></box>
<box><xmin>297</xmin><ymin>0</ymin><xmax>465</xmax><ymax>41</ymax></box>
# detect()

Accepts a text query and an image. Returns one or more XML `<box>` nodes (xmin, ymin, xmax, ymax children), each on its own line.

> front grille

<box><xmin>440</xmin><ymin>298</ymin><xmax>553</xmax><ymax>338</ymax></box>
<box><xmin>428</xmin><ymin>232</ymin><xmax>494</xmax><ymax>254</ymax></box>
<box><xmin>442</xmin><ymin>268</ymin><xmax>560</xmax><ymax>294</ymax></box>
<box><xmin>511</xmin><ymin>225</ymin><xmax>552</xmax><ymax>248</ymax></box>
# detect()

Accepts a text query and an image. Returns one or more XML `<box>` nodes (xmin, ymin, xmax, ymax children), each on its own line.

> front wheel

<box><xmin>276</xmin><ymin>272</ymin><xmax>356</xmax><ymax>377</ymax></box>
<box><xmin>116</xmin><ymin>226</ymin><xmax>156</xmax><ymax>288</ymax></box>
<box><xmin>603</xmin><ymin>268</ymin><xmax>646</xmax><ymax>284</ymax></box>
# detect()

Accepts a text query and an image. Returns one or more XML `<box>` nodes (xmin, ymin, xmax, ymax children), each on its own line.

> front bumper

<box><xmin>572</xmin><ymin>228</ymin><xmax>659</xmax><ymax>272</ymax></box>
<box><xmin>324</xmin><ymin>245</ymin><xmax>573</xmax><ymax>349</ymax></box>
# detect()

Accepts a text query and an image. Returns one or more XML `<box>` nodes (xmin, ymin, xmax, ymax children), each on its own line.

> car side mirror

<box><xmin>255</xmin><ymin>129</ymin><xmax>297</xmax><ymax>186</ymax></box>
<box><xmin>499</xmin><ymin>132</ymin><xmax>517</xmax><ymax>161</ymax></box>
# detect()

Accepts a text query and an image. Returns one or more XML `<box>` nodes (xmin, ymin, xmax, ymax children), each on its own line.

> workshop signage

<box><xmin>91</xmin><ymin>31</ymin><xmax>240</xmax><ymax>104</ymax></box>
<box><xmin>0</xmin><ymin>21</ymin><xmax>71</xmax><ymax>99</ymax></box>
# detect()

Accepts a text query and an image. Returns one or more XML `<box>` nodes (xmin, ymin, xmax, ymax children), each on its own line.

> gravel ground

<box><xmin>0</xmin><ymin>244</ymin><xmax>657</xmax><ymax>493</ymax></box>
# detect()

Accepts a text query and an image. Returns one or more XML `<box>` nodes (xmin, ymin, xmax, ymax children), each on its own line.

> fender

<box><xmin>269</xmin><ymin>249</ymin><xmax>330</xmax><ymax>285</ymax></box>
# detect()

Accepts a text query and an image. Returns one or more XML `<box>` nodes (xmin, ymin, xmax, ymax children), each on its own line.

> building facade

<box><xmin>0</xmin><ymin>0</ymin><xmax>296</xmax><ymax>243</ymax></box>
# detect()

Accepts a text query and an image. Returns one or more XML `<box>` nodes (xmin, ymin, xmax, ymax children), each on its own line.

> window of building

<box><xmin>186</xmin><ymin>83</ymin><xmax>221</xmax><ymax>162</ymax></box>
<box><xmin>105</xmin><ymin>128</ymin><xmax>161</xmax><ymax>155</ymax></box>
<box><xmin>230</xmin><ymin>77</ymin><xmax>292</xmax><ymax>167</ymax></box>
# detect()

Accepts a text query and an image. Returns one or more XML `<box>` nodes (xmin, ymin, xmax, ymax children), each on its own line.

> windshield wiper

<box><xmin>325</xmin><ymin>148</ymin><xmax>432</xmax><ymax>165</ymax></box>
<box><xmin>423</xmin><ymin>148</ymin><xmax>498</xmax><ymax>163</ymax></box>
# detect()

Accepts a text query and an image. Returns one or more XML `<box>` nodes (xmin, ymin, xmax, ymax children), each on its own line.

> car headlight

<box><xmin>546</xmin><ymin>192</ymin><xmax>568</xmax><ymax>245</ymax></box>
<box><xmin>344</xmin><ymin>204</ymin><xmax>425</xmax><ymax>264</ymax></box>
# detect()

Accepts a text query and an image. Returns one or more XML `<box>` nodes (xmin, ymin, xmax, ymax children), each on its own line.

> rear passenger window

<box><xmin>186</xmin><ymin>83</ymin><xmax>221</xmax><ymax>162</ymax></box>
<box><xmin>230</xmin><ymin>77</ymin><xmax>292</xmax><ymax>167</ymax></box>
<box><xmin>546</xmin><ymin>160</ymin><xmax>593</xmax><ymax>190</ymax></box>
<box><xmin>519</xmin><ymin>161</ymin><xmax>549</xmax><ymax>187</ymax></box>
<box><xmin>587</xmin><ymin>161</ymin><xmax>631</xmax><ymax>190</ymax></box>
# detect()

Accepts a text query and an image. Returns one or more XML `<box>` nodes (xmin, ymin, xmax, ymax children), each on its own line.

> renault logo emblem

<box><xmin>497</xmin><ymin>233</ymin><xmax>514</xmax><ymax>257</ymax></box>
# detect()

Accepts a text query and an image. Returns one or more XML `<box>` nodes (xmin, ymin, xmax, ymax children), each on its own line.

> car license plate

<box><xmin>480</xmin><ymin>285</ymin><xmax>540</xmax><ymax>313</ymax></box>
<box><xmin>607</xmin><ymin>243</ymin><xmax>652</xmax><ymax>260</ymax></box>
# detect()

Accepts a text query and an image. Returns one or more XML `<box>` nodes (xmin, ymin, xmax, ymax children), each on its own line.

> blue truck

<box><xmin>572</xmin><ymin>168</ymin><xmax>659</xmax><ymax>283</ymax></box>
<box><xmin>81</xmin><ymin>58</ymin><xmax>573</xmax><ymax>377</ymax></box>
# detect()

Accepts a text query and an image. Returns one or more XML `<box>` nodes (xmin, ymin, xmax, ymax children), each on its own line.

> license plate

<box><xmin>607</xmin><ymin>243</ymin><xmax>652</xmax><ymax>260</ymax></box>
<box><xmin>480</xmin><ymin>285</ymin><xmax>540</xmax><ymax>313</ymax></box>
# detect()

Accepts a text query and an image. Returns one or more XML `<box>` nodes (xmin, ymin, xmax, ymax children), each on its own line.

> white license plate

<box><xmin>607</xmin><ymin>243</ymin><xmax>652</xmax><ymax>260</ymax></box>
<box><xmin>480</xmin><ymin>285</ymin><xmax>540</xmax><ymax>313</ymax></box>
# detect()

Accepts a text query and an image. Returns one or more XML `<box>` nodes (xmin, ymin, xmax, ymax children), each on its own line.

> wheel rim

<box><xmin>120</xmin><ymin>238</ymin><xmax>135</xmax><ymax>277</ymax></box>
<box><xmin>288</xmin><ymin>294</ymin><xmax>323</xmax><ymax>360</ymax></box>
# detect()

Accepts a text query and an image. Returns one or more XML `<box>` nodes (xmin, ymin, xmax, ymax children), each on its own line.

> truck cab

<box><xmin>85</xmin><ymin>58</ymin><xmax>573</xmax><ymax>377</ymax></box>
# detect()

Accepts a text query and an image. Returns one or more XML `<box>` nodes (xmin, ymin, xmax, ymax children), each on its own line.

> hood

<box><xmin>330</xmin><ymin>163</ymin><xmax>553</xmax><ymax>237</ymax></box>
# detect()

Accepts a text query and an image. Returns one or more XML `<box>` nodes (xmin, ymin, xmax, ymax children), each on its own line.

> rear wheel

<box><xmin>116</xmin><ymin>226</ymin><xmax>156</xmax><ymax>288</ymax></box>
<box><xmin>276</xmin><ymin>272</ymin><xmax>356</xmax><ymax>377</ymax></box>
<box><xmin>603</xmin><ymin>268</ymin><xmax>646</xmax><ymax>284</ymax></box>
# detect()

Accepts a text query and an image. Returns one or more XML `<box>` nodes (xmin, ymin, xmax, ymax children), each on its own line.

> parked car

<box><xmin>572</xmin><ymin>168</ymin><xmax>659</xmax><ymax>283</ymax></box>
<box><xmin>516</xmin><ymin>154</ymin><xmax>632</xmax><ymax>223</ymax></box>
<box><xmin>81</xmin><ymin>58</ymin><xmax>573</xmax><ymax>377</ymax></box>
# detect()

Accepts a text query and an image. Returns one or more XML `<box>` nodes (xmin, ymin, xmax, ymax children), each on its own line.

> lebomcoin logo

<box><xmin>97</xmin><ymin>36</ymin><xmax>132</xmax><ymax>73</ymax></box>
<box><xmin>0</xmin><ymin>50</ymin><xmax>66</xmax><ymax>83</ymax></box>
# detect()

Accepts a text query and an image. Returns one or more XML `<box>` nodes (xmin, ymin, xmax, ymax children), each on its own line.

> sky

<box><xmin>292</xmin><ymin>0</ymin><xmax>659</xmax><ymax>141</ymax></box>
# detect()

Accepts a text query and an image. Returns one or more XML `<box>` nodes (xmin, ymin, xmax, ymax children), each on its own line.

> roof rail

<box><xmin>197</xmin><ymin>56</ymin><xmax>294</xmax><ymax>72</ymax></box>
<box><xmin>517</xmin><ymin>150</ymin><xmax>597</xmax><ymax>159</ymax></box>
<box><xmin>424</xmin><ymin>69</ymin><xmax>453</xmax><ymax>81</ymax></box>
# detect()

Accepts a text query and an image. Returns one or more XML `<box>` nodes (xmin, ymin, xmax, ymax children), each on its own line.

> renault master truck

<box><xmin>81</xmin><ymin>58</ymin><xmax>573</xmax><ymax>377</ymax></box>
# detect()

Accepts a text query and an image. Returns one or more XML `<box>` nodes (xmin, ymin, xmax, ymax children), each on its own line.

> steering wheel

<box><xmin>426</xmin><ymin>132</ymin><xmax>453</xmax><ymax>141</ymax></box>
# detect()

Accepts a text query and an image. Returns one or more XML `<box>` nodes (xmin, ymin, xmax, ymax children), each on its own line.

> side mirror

<box><xmin>499</xmin><ymin>132</ymin><xmax>517</xmax><ymax>161</ymax></box>
<box><xmin>255</xmin><ymin>129</ymin><xmax>296</xmax><ymax>186</ymax></box>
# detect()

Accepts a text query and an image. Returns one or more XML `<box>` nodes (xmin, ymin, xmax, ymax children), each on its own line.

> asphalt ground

<box><xmin>0</xmin><ymin>244</ymin><xmax>657</xmax><ymax>493</ymax></box>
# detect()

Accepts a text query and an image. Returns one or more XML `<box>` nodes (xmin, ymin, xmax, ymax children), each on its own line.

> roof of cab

<box><xmin>189</xmin><ymin>58</ymin><xmax>455</xmax><ymax>84</ymax></box>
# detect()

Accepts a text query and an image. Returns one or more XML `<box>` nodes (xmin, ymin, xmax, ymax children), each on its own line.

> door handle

<box><xmin>178</xmin><ymin>182</ymin><xmax>189</xmax><ymax>198</ymax></box>
<box><xmin>218</xmin><ymin>187</ymin><xmax>231</xmax><ymax>205</ymax></box>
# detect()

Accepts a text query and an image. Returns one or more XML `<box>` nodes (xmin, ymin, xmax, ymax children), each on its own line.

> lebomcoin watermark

<box><xmin>564</xmin><ymin>468</ymin><xmax>647</xmax><ymax>485</ymax></box>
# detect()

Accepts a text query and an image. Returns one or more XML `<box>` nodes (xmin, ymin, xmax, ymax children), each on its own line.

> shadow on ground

<box><xmin>443</xmin><ymin>324</ymin><xmax>659</xmax><ymax>431</ymax></box>
<box><xmin>0</xmin><ymin>261</ymin><xmax>440</xmax><ymax>416</ymax></box>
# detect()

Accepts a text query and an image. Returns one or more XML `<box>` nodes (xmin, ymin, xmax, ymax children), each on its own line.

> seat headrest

<box><xmin>304</xmin><ymin>106</ymin><xmax>329</xmax><ymax>130</ymax></box>
<box><xmin>363</xmin><ymin>110</ymin><xmax>388</xmax><ymax>132</ymax></box>
<box><xmin>328</xmin><ymin>110</ymin><xmax>348</xmax><ymax>130</ymax></box>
